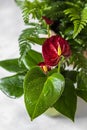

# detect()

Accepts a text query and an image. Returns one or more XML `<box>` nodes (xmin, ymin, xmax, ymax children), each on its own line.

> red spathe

<box><xmin>42</xmin><ymin>35</ymin><xmax>71</xmax><ymax>66</ymax></box>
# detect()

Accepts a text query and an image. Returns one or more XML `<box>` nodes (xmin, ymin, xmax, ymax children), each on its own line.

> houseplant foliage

<box><xmin>0</xmin><ymin>0</ymin><xmax>87</xmax><ymax>121</ymax></box>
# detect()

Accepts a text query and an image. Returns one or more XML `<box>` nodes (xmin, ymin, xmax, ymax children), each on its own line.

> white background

<box><xmin>0</xmin><ymin>0</ymin><xmax>87</xmax><ymax>130</ymax></box>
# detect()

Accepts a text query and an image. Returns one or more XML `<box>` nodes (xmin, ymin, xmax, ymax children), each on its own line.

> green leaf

<box><xmin>47</xmin><ymin>68</ymin><xmax>58</xmax><ymax>77</ymax></box>
<box><xmin>26</xmin><ymin>37</ymin><xmax>46</xmax><ymax>45</ymax></box>
<box><xmin>19</xmin><ymin>27</ymin><xmax>46</xmax><ymax>62</ymax></box>
<box><xmin>24</xmin><ymin>67</ymin><xmax>65</xmax><ymax>120</ymax></box>
<box><xmin>76</xmin><ymin>71</ymin><xmax>87</xmax><ymax>102</ymax></box>
<box><xmin>19</xmin><ymin>28</ymin><xmax>47</xmax><ymax>46</ymax></box>
<box><xmin>19</xmin><ymin>42</ymin><xmax>31</xmax><ymax>63</ymax></box>
<box><xmin>64</xmin><ymin>4</ymin><xmax>87</xmax><ymax>38</ymax></box>
<box><xmin>0</xmin><ymin>59</ymin><xmax>26</xmax><ymax>73</ymax></box>
<box><xmin>23</xmin><ymin>50</ymin><xmax>43</xmax><ymax>69</ymax></box>
<box><xmin>77</xmin><ymin>71</ymin><xmax>87</xmax><ymax>90</ymax></box>
<box><xmin>73</xmin><ymin>5</ymin><xmax>87</xmax><ymax>38</ymax></box>
<box><xmin>72</xmin><ymin>53</ymin><xmax>87</xmax><ymax>71</ymax></box>
<box><xmin>0</xmin><ymin>74</ymin><xmax>24</xmax><ymax>98</ymax></box>
<box><xmin>76</xmin><ymin>90</ymin><xmax>87</xmax><ymax>102</ymax></box>
<box><xmin>18</xmin><ymin>21</ymin><xmax>47</xmax><ymax>43</ymax></box>
<box><xmin>54</xmin><ymin>78</ymin><xmax>77</xmax><ymax>121</ymax></box>
<box><xmin>15</xmin><ymin>0</ymin><xmax>23</xmax><ymax>7</ymax></box>
<box><xmin>20</xmin><ymin>0</ymin><xmax>46</xmax><ymax>24</ymax></box>
<box><xmin>24</xmin><ymin>67</ymin><xmax>47</xmax><ymax>120</ymax></box>
<box><xmin>62</xmin><ymin>70</ymin><xmax>78</xmax><ymax>83</ymax></box>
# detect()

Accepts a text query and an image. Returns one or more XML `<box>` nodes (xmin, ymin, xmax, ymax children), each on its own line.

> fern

<box><xmin>18</xmin><ymin>0</ymin><xmax>46</xmax><ymax>24</ymax></box>
<box><xmin>22</xmin><ymin>1</ymin><xmax>30</xmax><ymax>24</ymax></box>
<box><xmin>19</xmin><ymin>41</ymin><xmax>31</xmax><ymax>63</ymax></box>
<box><xmin>15</xmin><ymin>0</ymin><xmax>24</xmax><ymax>7</ymax></box>
<box><xmin>64</xmin><ymin>3</ymin><xmax>87</xmax><ymax>38</ymax></box>
<box><xmin>19</xmin><ymin>22</ymin><xmax>47</xmax><ymax>62</ymax></box>
<box><xmin>43</xmin><ymin>1</ymin><xmax>67</xmax><ymax>20</ymax></box>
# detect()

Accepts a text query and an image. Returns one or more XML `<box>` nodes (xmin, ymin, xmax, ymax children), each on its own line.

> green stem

<box><xmin>58</xmin><ymin>56</ymin><xmax>64</xmax><ymax>73</ymax></box>
<box><xmin>58</xmin><ymin>61</ymin><xmax>61</xmax><ymax>73</ymax></box>
<box><xmin>47</xmin><ymin>25</ymin><xmax>50</xmax><ymax>37</ymax></box>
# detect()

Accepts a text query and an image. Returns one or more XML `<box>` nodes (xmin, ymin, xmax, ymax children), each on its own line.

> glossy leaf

<box><xmin>0</xmin><ymin>58</ymin><xmax>26</xmax><ymax>72</ymax></box>
<box><xmin>47</xmin><ymin>68</ymin><xmax>58</xmax><ymax>76</ymax></box>
<box><xmin>23</xmin><ymin>50</ymin><xmax>43</xmax><ymax>69</ymax></box>
<box><xmin>24</xmin><ymin>67</ymin><xmax>47</xmax><ymax>120</ymax></box>
<box><xmin>24</xmin><ymin>67</ymin><xmax>65</xmax><ymax>120</ymax></box>
<box><xmin>54</xmin><ymin>78</ymin><xmax>77</xmax><ymax>121</ymax></box>
<box><xmin>77</xmin><ymin>71</ymin><xmax>87</xmax><ymax>90</ymax></box>
<box><xmin>76</xmin><ymin>71</ymin><xmax>87</xmax><ymax>102</ymax></box>
<box><xmin>0</xmin><ymin>74</ymin><xmax>24</xmax><ymax>98</ymax></box>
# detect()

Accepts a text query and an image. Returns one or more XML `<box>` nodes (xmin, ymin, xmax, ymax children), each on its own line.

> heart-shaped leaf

<box><xmin>54</xmin><ymin>78</ymin><xmax>77</xmax><ymax>121</ymax></box>
<box><xmin>24</xmin><ymin>67</ymin><xmax>65</xmax><ymax>120</ymax></box>
<box><xmin>24</xmin><ymin>67</ymin><xmax>47</xmax><ymax>120</ymax></box>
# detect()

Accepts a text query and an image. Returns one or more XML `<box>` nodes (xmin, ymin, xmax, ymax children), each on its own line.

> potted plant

<box><xmin>0</xmin><ymin>0</ymin><xmax>87</xmax><ymax>121</ymax></box>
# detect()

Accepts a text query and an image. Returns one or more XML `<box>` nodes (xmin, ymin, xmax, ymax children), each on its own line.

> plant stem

<box><xmin>58</xmin><ymin>61</ymin><xmax>61</xmax><ymax>73</ymax></box>
<box><xmin>58</xmin><ymin>56</ymin><xmax>64</xmax><ymax>73</ymax></box>
<box><xmin>47</xmin><ymin>25</ymin><xmax>50</xmax><ymax>37</ymax></box>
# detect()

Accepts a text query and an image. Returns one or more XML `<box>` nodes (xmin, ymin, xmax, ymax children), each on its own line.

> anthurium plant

<box><xmin>0</xmin><ymin>0</ymin><xmax>87</xmax><ymax>121</ymax></box>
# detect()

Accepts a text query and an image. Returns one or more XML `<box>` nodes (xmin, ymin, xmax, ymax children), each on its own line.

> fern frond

<box><xmin>64</xmin><ymin>1</ymin><xmax>80</xmax><ymax>8</ymax></box>
<box><xmin>19</xmin><ymin>23</ymin><xmax>47</xmax><ymax>62</ymax></box>
<box><xmin>15</xmin><ymin>0</ymin><xmax>24</xmax><ymax>7</ymax></box>
<box><xmin>19</xmin><ymin>0</ymin><xmax>46</xmax><ymax>24</ymax></box>
<box><xmin>64</xmin><ymin>4</ymin><xmax>87</xmax><ymax>38</ymax></box>
<box><xmin>19</xmin><ymin>42</ymin><xmax>31</xmax><ymax>62</ymax></box>
<box><xmin>43</xmin><ymin>1</ymin><xmax>67</xmax><ymax>20</ymax></box>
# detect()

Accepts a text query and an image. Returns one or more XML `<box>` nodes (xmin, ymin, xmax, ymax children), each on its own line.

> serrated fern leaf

<box><xmin>19</xmin><ymin>28</ymin><xmax>33</xmax><ymax>62</ymax></box>
<box><xmin>20</xmin><ymin>0</ymin><xmax>46</xmax><ymax>24</ymax></box>
<box><xmin>21</xmin><ymin>1</ymin><xmax>31</xmax><ymax>24</ymax></box>
<box><xmin>73</xmin><ymin>6</ymin><xmax>87</xmax><ymax>38</ymax></box>
<box><xmin>15</xmin><ymin>0</ymin><xmax>30</xmax><ymax>24</ymax></box>
<box><xmin>19</xmin><ymin>26</ymin><xmax>47</xmax><ymax>46</ymax></box>
<box><xmin>19</xmin><ymin>42</ymin><xmax>31</xmax><ymax>63</ymax></box>
<box><xmin>64</xmin><ymin>4</ymin><xmax>87</xmax><ymax>38</ymax></box>
<box><xmin>19</xmin><ymin>23</ymin><xmax>47</xmax><ymax>62</ymax></box>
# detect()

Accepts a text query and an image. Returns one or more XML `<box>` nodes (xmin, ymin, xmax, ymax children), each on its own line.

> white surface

<box><xmin>0</xmin><ymin>0</ymin><xmax>87</xmax><ymax>130</ymax></box>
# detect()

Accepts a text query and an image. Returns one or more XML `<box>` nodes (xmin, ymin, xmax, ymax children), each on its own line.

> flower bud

<box><xmin>38</xmin><ymin>62</ymin><xmax>51</xmax><ymax>73</ymax></box>
<box><xmin>42</xmin><ymin>16</ymin><xmax>54</xmax><ymax>25</ymax></box>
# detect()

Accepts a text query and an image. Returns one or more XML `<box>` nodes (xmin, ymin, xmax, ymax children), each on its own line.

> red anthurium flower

<box><xmin>38</xmin><ymin>62</ymin><xmax>51</xmax><ymax>73</ymax></box>
<box><xmin>42</xmin><ymin>35</ymin><xmax>71</xmax><ymax>66</ymax></box>
<box><xmin>42</xmin><ymin>16</ymin><xmax>54</xmax><ymax>25</ymax></box>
